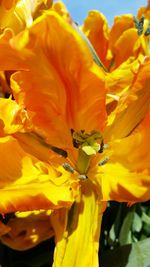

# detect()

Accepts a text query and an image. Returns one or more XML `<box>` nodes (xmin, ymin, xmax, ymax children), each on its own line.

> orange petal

<box><xmin>112</xmin><ymin>28</ymin><xmax>139</xmax><ymax>68</ymax></box>
<box><xmin>0</xmin><ymin>29</ymin><xmax>27</xmax><ymax>70</ymax></box>
<box><xmin>0</xmin><ymin>210</ymin><xmax>54</xmax><ymax>250</ymax></box>
<box><xmin>1</xmin><ymin>11</ymin><xmax>106</xmax><ymax>150</ymax></box>
<box><xmin>137</xmin><ymin>6</ymin><xmax>150</xmax><ymax>20</ymax></box>
<box><xmin>0</xmin><ymin>0</ymin><xmax>18</xmax><ymax>9</ymax></box>
<box><xmin>82</xmin><ymin>10</ymin><xmax>109</xmax><ymax>67</ymax></box>
<box><xmin>0</xmin><ymin>221</ymin><xmax>11</xmax><ymax>237</ymax></box>
<box><xmin>108</xmin><ymin>14</ymin><xmax>135</xmax><ymax>66</ymax></box>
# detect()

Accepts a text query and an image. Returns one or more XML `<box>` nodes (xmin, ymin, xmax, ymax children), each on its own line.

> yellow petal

<box><xmin>0</xmin><ymin>98</ymin><xmax>57</xmax><ymax>163</ymax></box>
<box><xmin>105</xmin><ymin>57</ymin><xmax>150</xmax><ymax>140</ymax></box>
<box><xmin>51</xmin><ymin>1</ymin><xmax>72</xmax><ymax>24</ymax></box>
<box><xmin>106</xmin><ymin>56</ymin><xmax>142</xmax><ymax>94</ymax></box>
<box><xmin>0</xmin><ymin>0</ymin><xmax>53</xmax><ymax>34</ymax></box>
<box><xmin>94</xmin><ymin>107</ymin><xmax>150</xmax><ymax>202</ymax></box>
<box><xmin>0</xmin><ymin>98</ymin><xmax>26</xmax><ymax>135</ymax></box>
<box><xmin>97</xmin><ymin>162</ymin><xmax>150</xmax><ymax>202</ymax></box>
<box><xmin>0</xmin><ymin>135</ymin><xmax>79</xmax><ymax>213</ymax></box>
<box><xmin>109</xmin><ymin>107</ymin><xmax>150</xmax><ymax>173</ymax></box>
<box><xmin>51</xmin><ymin>180</ymin><xmax>104</xmax><ymax>267</ymax></box>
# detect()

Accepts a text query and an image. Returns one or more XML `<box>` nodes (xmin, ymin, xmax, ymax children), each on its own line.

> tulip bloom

<box><xmin>0</xmin><ymin>7</ymin><xmax>149</xmax><ymax>267</ymax></box>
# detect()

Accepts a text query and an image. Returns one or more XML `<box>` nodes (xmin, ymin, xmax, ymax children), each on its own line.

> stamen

<box><xmin>144</xmin><ymin>22</ymin><xmax>150</xmax><ymax>36</ymax></box>
<box><xmin>98</xmin><ymin>141</ymin><xmax>109</xmax><ymax>153</ymax></box>
<box><xmin>62</xmin><ymin>163</ymin><xmax>74</xmax><ymax>173</ymax></box>
<box><xmin>98</xmin><ymin>156</ymin><xmax>110</xmax><ymax>166</ymax></box>
<box><xmin>99</xmin><ymin>140</ymin><xmax>104</xmax><ymax>153</ymax></box>
<box><xmin>78</xmin><ymin>174</ymin><xmax>88</xmax><ymax>180</ymax></box>
<box><xmin>50</xmin><ymin>146</ymin><xmax>68</xmax><ymax>158</ymax></box>
<box><xmin>133</xmin><ymin>15</ymin><xmax>144</xmax><ymax>36</ymax></box>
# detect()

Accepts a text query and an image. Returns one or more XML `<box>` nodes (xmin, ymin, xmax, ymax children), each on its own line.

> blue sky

<box><xmin>61</xmin><ymin>0</ymin><xmax>147</xmax><ymax>26</ymax></box>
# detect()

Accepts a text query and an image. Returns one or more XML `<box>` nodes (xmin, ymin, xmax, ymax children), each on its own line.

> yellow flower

<box><xmin>0</xmin><ymin>9</ymin><xmax>149</xmax><ymax>266</ymax></box>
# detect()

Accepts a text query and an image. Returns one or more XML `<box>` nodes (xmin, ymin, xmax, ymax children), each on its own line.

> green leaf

<box><xmin>101</xmin><ymin>238</ymin><xmax>150</xmax><ymax>267</ymax></box>
<box><xmin>132</xmin><ymin>212</ymin><xmax>142</xmax><ymax>232</ymax></box>
<box><xmin>119</xmin><ymin>212</ymin><xmax>134</xmax><ymax>245</ymax></box>
<box><xmin>142</xmin><ymin>212</ymin><xmax>150</xmax><ymax>225</ymax></box>
<box><xmin>126</xmin><ymin>238</ymin><xmax>150</xmax><ymax>267</ymax></box>
<box><xmin>109</xmin><ymin>224</ymin><xmax>116</xmax><ymax>243</ymax></box>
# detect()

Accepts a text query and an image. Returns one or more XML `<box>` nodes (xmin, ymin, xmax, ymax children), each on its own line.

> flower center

<box><xmin>71</xmin><ymin>130</ymin><xmax>103</xmax><ymax>175</ymax></box>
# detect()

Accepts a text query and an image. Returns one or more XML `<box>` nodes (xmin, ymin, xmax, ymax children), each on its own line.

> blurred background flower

<box><xmin>61</xmin><ymin>0</ymin><xmax>147</xmax><ymax>25</ymax></box>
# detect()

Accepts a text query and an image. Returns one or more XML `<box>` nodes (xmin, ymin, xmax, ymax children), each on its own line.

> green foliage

<box><xmin>101</xmin><ymin>202</ymin><xmax>150</xmax><ymax>267</ymax></box>
<box><xmin>101</xmin><ymin>238</ymin><xmax>150</xmax><ymax>267</ymax></box>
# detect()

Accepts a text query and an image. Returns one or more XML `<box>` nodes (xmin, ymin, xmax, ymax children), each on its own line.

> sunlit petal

<box><xmin>107</xmin><ymin>14</ymin><xmax>135</xmax><ymax>64</ymax></box>
<box><xmin>51</xmin><ymin>181</ymin><xmax>104</xmax><ymax>267</ymax></box>
<box><xmin>82</xmin><ymin>10</ymin><xmax>109</xmax><ymax>67</ymax></box>
<box><xmin>0</xmin><ymin>136</ymin><xmax>79</xmax><ymax>214</ymax></box>
<box><xmin>0</xmin><ymin>98</ymin><xmax>27</xmax><ymax>136</ymax></box>
<box><xmin>0</xmin><ymin>0</ymin><xmax>53</xmax><ymax>34</ymax></box>
<box><xmin>0</xmin><ymin>11</ymin><xmax>106</xmax><ymax>151</ymax></box>
<box><xmin>97</xmin><ymin>162</ymin><xmax>150</xmax><ymax>202</ymax></box>
<box><xmin>105</xmin><ymin>57</ymin><xmax>150</xmax><ymax>140</ymax></box>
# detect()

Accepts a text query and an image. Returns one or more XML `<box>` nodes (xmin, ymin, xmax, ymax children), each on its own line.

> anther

<box><xmin>98</xmin><ymin>156</ymin><xmax>110</xmax><ymax>166</ymax></box>
<box><xmin>62</xmin><ymin>163</ymin><xmax>74</xmax><ymax>173</ymax></box>
<box><xmin>51</xmin><ymin>146</ymin><xmax>68</xmax><ymax>157</ymax></box>
<box><xmin>144</xmin><ymin>22</ymin><xmax>150</xmax><ymax>36</ymax></box>
<box><xmin>78</xmin><ymin>174</ymin><xmax>88</xmax><ymax>180</ymax></box>
<box><xmin>133</xmin><ymin>15</ymin><xmax>144</xmax><ymax>36</ymax></box>
<box><xmin>98</xmin><ymin>141</ymin><xmax>109</xmax><ymax>153</ymax></box>
<box><xmin>99</xmin><ymin>140</ymin><xmax>104</xmax><ymax>153</ymax></box>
